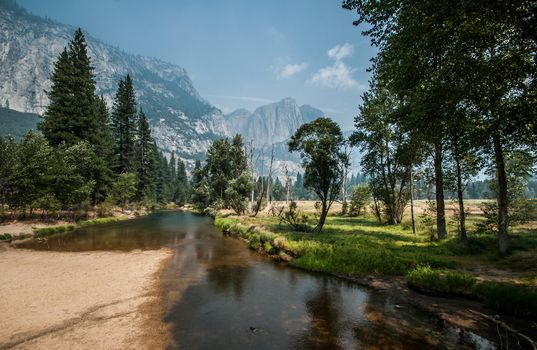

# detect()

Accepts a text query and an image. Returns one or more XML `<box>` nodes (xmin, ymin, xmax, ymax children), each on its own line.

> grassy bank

<box><xmin>33</xmin><ymin>216</ymin><xmax>130</xmax><ymax>238</ymax></box>
<box><xmin>214</xmin><ymin>208</ymin><xmax>537</xmax><ymax>319</ymax></box>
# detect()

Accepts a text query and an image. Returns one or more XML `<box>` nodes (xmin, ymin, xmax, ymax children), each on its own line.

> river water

<box><xmin>18</xmin><ymin>211</ymin><xmax>499</xmax><ymax>349</ymax></box>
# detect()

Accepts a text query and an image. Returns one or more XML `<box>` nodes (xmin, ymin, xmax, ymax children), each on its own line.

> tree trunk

<box><xmin>455</xmin><ymin>156</ymin><xmax>467</xmax><ymax>245</ymax></box>
<box><xmin>434</xmin><ymin>141</ymin><xmax>447</xmax><ymax>239</ymax></box>
<box><xmin>410</xmin><ymin>167</ymin><xmax>416</xmax><ymax>234</ymax></box>
<box><xmin>314</xmin><ymin>200</ymin><xmax>328</xmax><ymax>233</ymax></box>
<box><xmin>493</xmin><ymin>134</ymin><xmax>509</xmax><ymax>256</ymax></box>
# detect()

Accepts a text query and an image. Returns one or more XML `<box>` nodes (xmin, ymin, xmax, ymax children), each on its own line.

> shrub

<box><xmin>278</xmin><ymin>201</ymin><xmax>309</xmax><ymax>232</ymax></box>
<box><xmin>0</xmin><ymin>233</ymin><xmax>12</xmax><ymax>241</ymax></box>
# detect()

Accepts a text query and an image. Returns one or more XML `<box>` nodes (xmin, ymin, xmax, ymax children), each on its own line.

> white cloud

<box><xmin>270</xmin><ymin>57</ymin><xmax>307</xmax><ymax>80</ymax></box>
<box><xmin>309</xmin><ymin>61</ymin><xmax>359</xmax><ymax>89</ymax></box>
<box><xmin>327</xmin><ymin>43</ymin><xmax>354</xmax><ymax>61</ymax></box>
<box><xmin>308</xmin><ymin>43</ymin><xmax>363</xmax><ymax>90</ymax></box>
<box><xmin>276</xmin><ymin>63</ymin><xmax>307</xmax><ymax>79</ymax></box>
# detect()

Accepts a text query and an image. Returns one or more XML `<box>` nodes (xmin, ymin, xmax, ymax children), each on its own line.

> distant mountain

<box><xmin>0</xmin><ymin>0</ymin><xmax>221</xmax><ymax>164</ymax></box>
<box><xmin>224</xmin><ymin>98</ymin><xmax>324</xmax><ymax>148</ymax></box>
<box><xmin>0</xmin><ymin>106</ymin><xmax>40</xmax><ymax>139</ymax></box>
<box><xmin>0</xmin><ymin>0</ymin><xmax>338</xmax><ymax>173</ymax></box>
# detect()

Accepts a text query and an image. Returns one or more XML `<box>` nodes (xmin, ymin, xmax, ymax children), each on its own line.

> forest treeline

<box><xmin>0</xmin><ymin>29</ymin><xmax>188</xmax><ymax>219</ymax></box>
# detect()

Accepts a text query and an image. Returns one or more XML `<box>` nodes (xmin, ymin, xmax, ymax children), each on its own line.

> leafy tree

<box><xmin>349</xmin><ymin>184</ymin><xmax>371</xmax><ymax>217</ymax></box>
<box><xmin>350</xmin><ymin>84</ymin><xmax>417</xmax><ymax>224</ymax></box>
<box><xmin>343</xmin><ymin>0</ymin><xmax>536</xmax><ymax>253</ymax></box>
<box><xmin>111</xmin><ymin>74</ymin><xmax>137</xmax><ymax>174</ymax></box>
<box><xmin>111</xmin><ymin>172</ymin><xmax>137</xmax><ymax>210</ymax></box>
<box><xmin>14</xmin><ymin>132</ymin><xmax>53</xmax><ymax>214</ymax></box>
<box><xmin>288</xmin><ymin>117</ymin><xmax>348</xmax><ymax>232</ymax></box>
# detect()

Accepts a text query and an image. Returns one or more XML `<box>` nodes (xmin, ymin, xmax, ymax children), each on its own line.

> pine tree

<box><xmin>175</xmin><ymin>158</ymin><xmax>189</xmax><ymax>205</ymax></box>
<box><xmin>40</xmin><ymin>29</ymin><xmax>98</xmax><ymax>146</ymax></box>
<box><xmin>68</xmin><ymin>28</ymin><xmax>99</xmax><ymax>144</ymax></box>
<box><xmin>111</xmin><ymin>74</ymin><xmax>137</xmax><ymax>174</ymax></box>
<box><xmin>134</xmin><ymin>109</ymin><xmax>156</xmax><ymax>202</ymax></box>
<box><xmin>39</xmin><ymin>48</ymin><xmax>75</xmax><ymax>145</ymax></box>
<box><xmin>90</xmin><ymin>96</ymin><xmax>115</xmax><ymax>204</ymax></box>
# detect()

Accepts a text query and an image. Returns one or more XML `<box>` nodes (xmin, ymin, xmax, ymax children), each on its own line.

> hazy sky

<box><xmin>18</xmin><ymin>0</ymin><xmax>376</xmax><ymax>130</ymax></box>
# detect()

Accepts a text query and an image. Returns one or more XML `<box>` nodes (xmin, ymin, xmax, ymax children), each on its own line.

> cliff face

<box><xmin>0</xmin><ymin>1</ymin><xmax>330</xmax><ymax>172</ymax></box>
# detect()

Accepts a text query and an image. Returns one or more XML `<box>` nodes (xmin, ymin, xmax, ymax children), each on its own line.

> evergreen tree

<box><xmin>111</xmin><ymin>74</ymin><xmax>137</xmax><ymax>174</ymax></box>
<box><xmin>134</xmin><ymin>109</ymin><xmax>156</xmax><ymax>202</ymax></box>
<box><xmin>175</xmin><ymin>158</ymin><xmax>189</xmax><ymax>205</ymax></box>
<box><xmin>39</xmin><ymin>48</ymin><xmax>75</xmax><ymax>145</ymax></box>
<box><xmin>40</xmin><ymin>29</ymin><xmax>98</xmax><ymax>146</ymax></box>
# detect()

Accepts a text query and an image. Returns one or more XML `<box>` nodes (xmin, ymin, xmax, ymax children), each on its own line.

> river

<box><xmin>17</xmin><ymin>211</ymin><xmax>498</xmax><ymax>349</ymax></box>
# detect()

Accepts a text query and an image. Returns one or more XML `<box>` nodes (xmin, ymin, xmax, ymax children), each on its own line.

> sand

<box><xmin>0</xmin><ymin>246</ymin><xmax>172</xmax><ymax>350</ymax></box>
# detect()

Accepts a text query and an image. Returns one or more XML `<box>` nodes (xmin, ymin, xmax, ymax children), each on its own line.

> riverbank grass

<box><xmin>215</xmin><ymin>211</ymin><xmax>537</xmax><ymax>319</ymax></box>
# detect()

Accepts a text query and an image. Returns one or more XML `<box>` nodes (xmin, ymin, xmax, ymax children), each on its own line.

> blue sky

<box><xmin>19</xmin><ymin>0</ymin><xmax>376</xmax><ymax>130</ymax></box>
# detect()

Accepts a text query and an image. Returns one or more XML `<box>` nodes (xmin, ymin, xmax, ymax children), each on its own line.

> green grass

<box><xmin>32</xmin><ymin>216</ymin><xmax>127</xmax><ymax>238</ymax></box>
<box><xmin>474</xmin><ymin>281</ymin><xmax>537</xmax><ymax>319</ymax></box>
<box><xmin>406</xmin><ymin>265</ymin><xmax>476</xmax><ymax>295</ymax></box>
<box><xmin>79</xmin><ymin>216</ymin><xmax>128</xmax><ymax>226</ymax></box>
<box><xmin>406</xmin><ymin>265</ymin><xmax>537</xmax><ymax>319</ymax></box>
<box><xmin>34</xmin><ymin>224</ymin><xmax>75</xmax><ymax>237</ymax></box>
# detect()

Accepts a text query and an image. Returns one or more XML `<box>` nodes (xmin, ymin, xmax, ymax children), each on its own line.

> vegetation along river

<box><xmin>18</xmin><ymin>212</ymin><xmax>498</xmax><ymax>349</ymax></box>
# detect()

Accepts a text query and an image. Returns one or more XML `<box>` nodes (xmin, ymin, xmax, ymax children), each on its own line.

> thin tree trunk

<box><xmin>434</xmin><ymin>141</ymin><xmax>447</xmax><ymax>239</ymax></box>
<box><xmin>410</xmin><ymin>167</ymin><xmax>416</xmax><ymax>234</ymax></box>
<box><xmin>493</xmin><ymin>134</ymin><xmax>509</xmax><ymax>255</ymax></box>
<box><xmin>455</xmin><ymin>156</ymin><xmax>468</xmax><ymax>245</ymax></box>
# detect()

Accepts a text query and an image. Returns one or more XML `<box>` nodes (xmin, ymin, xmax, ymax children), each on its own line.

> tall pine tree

<box><xmin>111</xmin><ymin>74</ymin><xmax>137</xmax><ymax>174</ymax></box>
<box><xmin>134</xmin><ymin>109</ymin><xmax>156</xmax><ymax>202</ymax></box>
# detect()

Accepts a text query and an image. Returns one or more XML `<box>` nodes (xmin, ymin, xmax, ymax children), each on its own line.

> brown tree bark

<box><xmin>434</xmin><ymin>141</ymin><xmax>447</xmax><ymax>239</ymax></box>
<box><xmin>493</xmin><ymin>134</ymin><xmax>509</xmax><ymax>256</ymax></box>
<box><xmin>455</xmin><ymin>156</ymin><xmax>468</xmax><ymax>245</ymax></box>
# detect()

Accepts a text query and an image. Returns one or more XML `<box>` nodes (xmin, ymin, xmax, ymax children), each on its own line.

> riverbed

<box><xmin>2</xmin><ymin>212</ymin><xmax>504</xmax><ymax>349</ymax></box>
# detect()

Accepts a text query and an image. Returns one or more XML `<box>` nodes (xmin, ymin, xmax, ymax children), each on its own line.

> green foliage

<box><xmin>193</xmin><ymin>136</ymin><xmax>252</xmax><ymax>213</ymax></box>
<box><xmin>111</xmin><ymin>74</ymin><xmax>137</xmax><ymax>174</ymax></box>
<box><xmin>288</xmin><ymin>118</ymin><xmax>349</xmax><ymax>232</ymax></box>
<box><xmin>0</xmin><ymin>233</ymin><xmax>12</xmax><ymax>241</ymax></box>
<box><xmin>342</xmin><ymin>0</ymin><xmax>537</xmax><ymax>254</ymax></box>
<box><xmin>474</xmin><ymin>282</ymin><xmax>537</xmax><ymax>319</ymax></box>
<box><xmin>349</xmin><ymin>84</ymin><xmax>415</xmax><ymax>225</ymax></box>
<box><xmin>406</xmin><ymin>266</ymin><xmax>476</xmax><ymax>295</ymax></box>
<box><xmin>34</xmin><ymin>225</ymin><xmax>74</xmax><ymax>237</ymax></box>
<box><xmin>349</xmin><ymin>184</ymin><xmax>371</xmax><ymax>216</ymax></box>
<box><xmin>110</xmin><ymin>172</ymin><xmax>137</xmax><ymax>209</ymax></box>
<box><xmin>134</xmin><ymin>109</ymin><xmax>157</xmax><ymax>202</ymax></box>
<box><xmin>277</xmin><ymin>201</ymin><xmax>309</xmax><ymax>232</ymax></box>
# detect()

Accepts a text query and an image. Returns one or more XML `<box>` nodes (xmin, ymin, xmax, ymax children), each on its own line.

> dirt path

<box><xmin>0</xmin><ymin>245</ymin><xmax>172</xmax><ymax>349</ymax></box>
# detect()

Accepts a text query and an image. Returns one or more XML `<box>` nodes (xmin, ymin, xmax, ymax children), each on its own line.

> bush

<box><xmin>0</xmin><ymin>233</ymin><xmax>12</xmax><ymax>241</ymax></box>
<box><xmin>278</xmin><ymin>201</ymin><xmax>309</xmax><ymax>232</ymax></box>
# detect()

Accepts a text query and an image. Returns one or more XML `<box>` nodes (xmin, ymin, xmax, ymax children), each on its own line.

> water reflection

<box><xmin>16</xmin><ymin>212</ymin><xmax>504</xmax><ymax>349</ymax></box>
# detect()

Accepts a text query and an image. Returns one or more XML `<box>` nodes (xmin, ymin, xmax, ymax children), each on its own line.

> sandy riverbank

<box><xmin>0</xmin><ymin>245</ymin><xmax>172</xmax><ymax>349</ymax></box>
